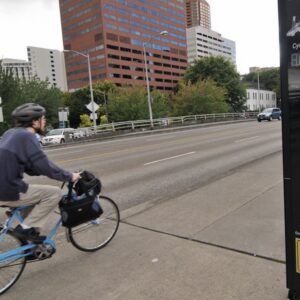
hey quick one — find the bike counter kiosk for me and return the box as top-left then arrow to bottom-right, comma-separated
279,0 -> 300,298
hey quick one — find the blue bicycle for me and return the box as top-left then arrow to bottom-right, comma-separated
0,183 -> 120,295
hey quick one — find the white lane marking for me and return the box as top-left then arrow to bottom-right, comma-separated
234,136 -> 259,143
144,152 -> 196,166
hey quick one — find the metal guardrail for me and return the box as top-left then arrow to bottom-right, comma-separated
43,112 -> 257,147
85,112 -> 258,135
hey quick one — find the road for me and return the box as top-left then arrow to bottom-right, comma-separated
29,120 -> 282,211
3,120 -> 286,299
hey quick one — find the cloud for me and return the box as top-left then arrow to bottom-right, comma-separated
2,0 -> 57,12
1,0 -> 62,60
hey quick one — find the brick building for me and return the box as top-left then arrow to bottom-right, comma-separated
59,0 -> 188,92
185,0 -> 211,29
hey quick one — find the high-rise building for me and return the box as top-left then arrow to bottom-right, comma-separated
186,26 -> 236,65
27,46 -> 68,91
185,0 -> 211,29
59,0 -> 188,92
0,59 -> 31,81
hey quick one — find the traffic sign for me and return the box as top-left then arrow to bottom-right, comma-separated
86,101 -> 99,112
90,113 -> 98,120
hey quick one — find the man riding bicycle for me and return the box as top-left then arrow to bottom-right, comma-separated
0,103 -> 81,243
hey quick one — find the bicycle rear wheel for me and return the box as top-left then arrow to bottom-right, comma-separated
0,231 -> 26,295
68,196 -> 120,252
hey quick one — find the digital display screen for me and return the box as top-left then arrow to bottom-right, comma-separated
291,53 -> 300,67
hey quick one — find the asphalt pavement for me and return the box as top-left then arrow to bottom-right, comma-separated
2,150 -> 289,300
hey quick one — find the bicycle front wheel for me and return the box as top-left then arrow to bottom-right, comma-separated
0,231 -> 27,295
68,196 -> 120,252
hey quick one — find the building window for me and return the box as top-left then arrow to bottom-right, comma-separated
107,44 -> 119,50
121,56 -> 131,61
106,33 -> 118,41
108,54 -> 120,60
120,47 -> 131,52
119,36 -> 130,44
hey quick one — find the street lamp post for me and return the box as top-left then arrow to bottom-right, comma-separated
63,50 -> 97,132
143,30 -> 168,129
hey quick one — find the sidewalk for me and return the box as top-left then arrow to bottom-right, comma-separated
2,151 -> 288,300
121,151 -> 287,299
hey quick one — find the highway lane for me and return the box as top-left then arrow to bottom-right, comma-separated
27,121 -> 282,211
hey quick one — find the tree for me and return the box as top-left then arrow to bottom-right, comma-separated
150,89 -> 169,118
62,81 -> 117,127
79,114 -> 92,127
172,79 -> 229,116
0,67 -> 21,130
184,56 -> 246,112
243,68 -> 280,105
93,80 -> 117,122
0,68 -> 64,131
107,86 -> 169,122
107,86 -> 148,122
18,76 -> 64,127
93,80 -> 117,103
63,88 -> 91,128
100,115 -> 108,124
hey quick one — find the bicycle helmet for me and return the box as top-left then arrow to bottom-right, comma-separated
74,171 -> 102,196
12,103 -> 46,123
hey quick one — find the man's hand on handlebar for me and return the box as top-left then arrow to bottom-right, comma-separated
71,172 -> 81,182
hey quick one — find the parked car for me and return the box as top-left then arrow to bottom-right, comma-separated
73,128 -> 93,139
257,108 -> 281,122
35,133 -> 43,146
42,128 -> 75,145
73,129 -> 84,139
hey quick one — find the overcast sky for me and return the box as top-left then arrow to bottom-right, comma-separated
0,0 -> 280,74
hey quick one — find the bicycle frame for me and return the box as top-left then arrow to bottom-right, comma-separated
0,205 -> 62,264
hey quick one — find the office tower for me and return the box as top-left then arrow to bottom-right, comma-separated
186,26 -> 236,65
185,0 -> 211,29
0,59 -> 31,81
59,0 -> 187,92
27,46 -> 68,91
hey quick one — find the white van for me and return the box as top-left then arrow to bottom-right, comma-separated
42,128 -> 74,145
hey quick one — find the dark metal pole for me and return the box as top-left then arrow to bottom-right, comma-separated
278,1 -> 300,298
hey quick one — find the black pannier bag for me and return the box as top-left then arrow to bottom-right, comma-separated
59,171 -> 103,228
59,195 -> 103,228
74,171 -> 102,196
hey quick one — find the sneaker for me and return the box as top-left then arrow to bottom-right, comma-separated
13,225 -> 46,244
